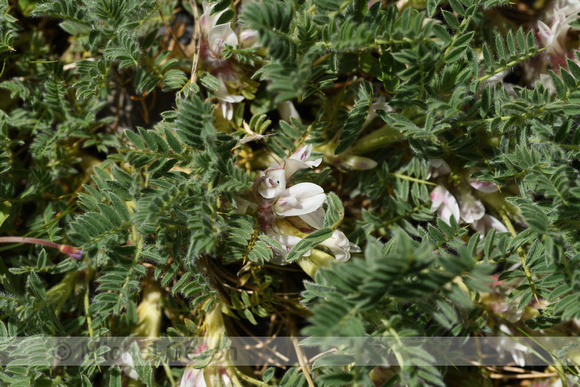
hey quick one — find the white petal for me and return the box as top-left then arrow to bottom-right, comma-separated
430,185 -> 446,211
470,179 -> 499,193
278,100 -> 300,122
266,231 -> 310,259
487,214 -> 508,233
443,189 -> 460,223
258,168 -> 286,199
319,230 -> 352,262
239,29 -> 260,48
459,192 -> 485,223
298,207 -> 325,229
283,158 -> 312,179
208,24 -> 238,54
290,144 -> 313,162
274,183 -> 326,217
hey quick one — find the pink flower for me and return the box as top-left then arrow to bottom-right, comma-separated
430,185 -> 460,225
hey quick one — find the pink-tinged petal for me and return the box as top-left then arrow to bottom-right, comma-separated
283,145 -> 322,177
208,24 -> 238,55
319,230 -> 352,262
459,192 -> 485,223
239,29 -> 259,48
274,183 -> 326,217
180,368 -> 206,387
432,187 -> 459,225
266,230 -> 310,260
258,168 -> 286,199
430,185 -> 445,211
470,180 -> 499,193
340,155 -> 377,170
299,207 -> 325,229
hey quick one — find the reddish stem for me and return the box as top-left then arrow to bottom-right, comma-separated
0,237 -> 83,260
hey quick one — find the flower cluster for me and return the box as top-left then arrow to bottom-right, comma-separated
428,159 -> 507,237
257,145 -> 359,263
537,0 -> 580,58
527,0 -> 580,90
200,2 -> 258,119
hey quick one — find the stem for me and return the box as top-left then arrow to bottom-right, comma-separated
0,237 -> 82,260
498,209 -> 539,304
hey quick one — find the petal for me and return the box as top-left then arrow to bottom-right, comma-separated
298,207 -> 325,229
341,155 -> 376,170
290,144 -> 313,162
283,158 -> 311,179
435,188 -> 459,225
258,168 -> 286,199
274,183 -> 326,217
430,185 -> 445,211
319,230 -> 352,262
459,193 -> 485,223
208,24 -> 238,54
470,180 -> 499,193
487,214 -> 508,233
266,231 -> 310,260
278,100 -> 301,122
239,29 -> 259,48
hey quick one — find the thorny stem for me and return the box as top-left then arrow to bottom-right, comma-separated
0,236 -> 83,260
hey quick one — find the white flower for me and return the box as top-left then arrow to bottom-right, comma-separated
214,74 -> 244,120
239,29 -> 260,48
363,96 -> 390,128
319,230 -> 360,262
471,214 -> 508,238
207,23 -> 238,58
283,144 -> 322,179
258,166 -> 286,199
298,206 -> 325,229
274,183 -> 326,217
119,352 -> 138,380
180,367 -> 207,387
537,20 -> 566,56
266,228 -> 311,261
459,192 -> 485,223
426,158 -> 450,179
430,185 -> 460,225
278,100 -> 301,123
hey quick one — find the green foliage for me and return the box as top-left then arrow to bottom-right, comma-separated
3,0 -> 580,385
